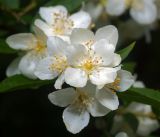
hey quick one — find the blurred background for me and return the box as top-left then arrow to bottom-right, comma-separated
0,0 -> 160,137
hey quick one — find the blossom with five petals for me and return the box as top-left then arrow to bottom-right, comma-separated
35,5 -> 91,42
64,25 -> 121,88
6,27 -> 47,79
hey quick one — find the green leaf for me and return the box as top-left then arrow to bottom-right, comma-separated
0,39 -> 16,54
117,42 -> 136,60
0,75 -> 53,93
122,62 -> 136,73
0,0 -> 20,9
45,0 -> 87,12
118,87 -> 160,108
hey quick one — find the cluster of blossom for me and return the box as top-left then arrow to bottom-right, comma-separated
111,81 -> 159,137
6,5 -> 135,134
86,0 -> 159,25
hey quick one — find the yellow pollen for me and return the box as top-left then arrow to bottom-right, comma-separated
83,40 -> 94,48
52,13 -> 74,35
106,77 -> 121,91
83,60 -> 94,71
125,0 -> 133,7
49,56 -> 67,73
34,43 -> 45,53
73,89 -> 94,112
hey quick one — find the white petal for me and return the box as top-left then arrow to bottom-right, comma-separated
63,105 -> 90,134
69,10 -> 91,28
67,44 -> 88,66
96,88 -> 119,110
35,57 -> 59,80
34,19 -> 54,36
39,6 -> 68,24
106,0 -> 126,16
79,82 -> 96,97
70,28 -> 94,45
95,25 -> 118,46
133,81 -> 145,88
109,53 -> 121,67
115,132 -> 128,137
137,117 -> 159,136
88,100 -> 111,117
32,25 -> 47,45
6,33 -> 37,50
48,88 -> 76,107
6,57 -> 21,77
130,0 -> 157,24
54,73 -> 65,89
65,67 -> 88,87
118,70 -> 134,92
90,67 -> 118,86
19,53 -> 40,79
92,39 -> 115,66
47,36 -> 69,56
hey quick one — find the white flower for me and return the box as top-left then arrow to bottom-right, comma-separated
35,5 -> 91,41
115,132 -> 128,137
6,56 -> 21,77
100,69 -> 134,91
34,36 -> 72,89
84,2 -> 103,21
64,25 -> 121,88
48,82 -> 120,134
6,26 -> 47,79
106,0 -> 157,24
127,102 -> 159,136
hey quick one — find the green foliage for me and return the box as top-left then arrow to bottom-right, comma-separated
0,0 -> 20,9
118,87 -> 160,108
117,42 -> 135,61
0,75 -> 53,93
0,39 -> 16,54
122,62 -> 136,73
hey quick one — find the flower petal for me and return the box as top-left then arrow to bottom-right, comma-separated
66,44 -> 88,66
88,100 -> 111,117
105,0 -> 126,16
118,70 -> 134,92
39,6 -> 68,24
54,73 -> 65,89
19,52 -> 40,79
95,25 -> 118,46
130,0 -> 157,24
96,88 -> 119,110
69,10 -> 91,29
34,57 -> 59,80
109,53 -> 121,67
90,67 -> 118,86
6,57 -> 21,77
6,33 -> 37,50
47,36 -> 69,56
34,19 -> 54,36
63,105 -> 90,134
48,88 -> 76,107
65,67 -> 88,87
70,28 -> 94,45
115,132 -> 128,137
92,39 -> 115,66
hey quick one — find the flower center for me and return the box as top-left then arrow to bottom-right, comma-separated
73,89 -> 94,112
81,55 -> 103,73
52,13 -> 74,35
34,42 -> 46,53
49,55 -> 68,73
106,77 -> 121,92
